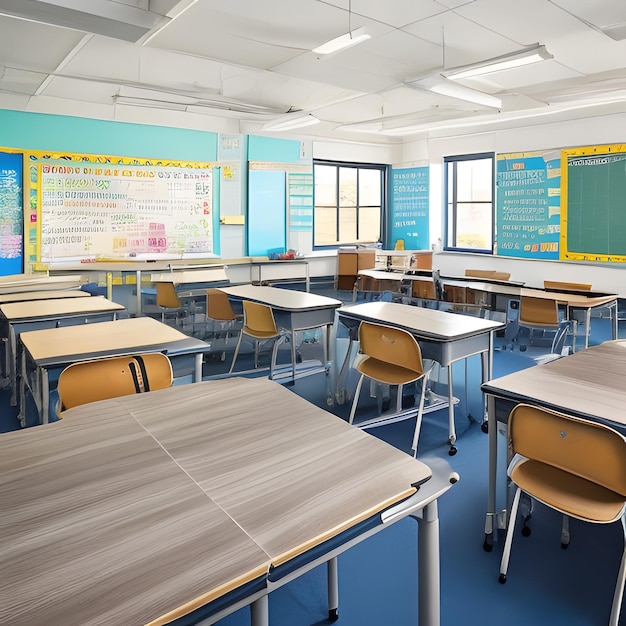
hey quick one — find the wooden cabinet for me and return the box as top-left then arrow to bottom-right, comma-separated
336,249 -> 376,290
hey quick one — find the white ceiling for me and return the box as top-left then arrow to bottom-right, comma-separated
1,0 -> 626,144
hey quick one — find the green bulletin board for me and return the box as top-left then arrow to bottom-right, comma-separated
561,144 -> 626,262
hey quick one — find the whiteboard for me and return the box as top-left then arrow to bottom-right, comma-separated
39,163 -> 213,262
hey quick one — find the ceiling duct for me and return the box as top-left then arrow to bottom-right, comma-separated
0,0 -> 175,43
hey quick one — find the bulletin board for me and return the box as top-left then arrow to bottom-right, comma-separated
495,151 -> 561,259
560,144 -> 626,263
389,166 -> 430,249
0,150 -> 23,275
30,151 -> 216,264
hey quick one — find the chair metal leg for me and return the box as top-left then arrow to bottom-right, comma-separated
411,371 -> 432,457
609,515 -> 626,626
499,486 -> 522,583
228,332 -> 245,374
348,374 -> 365,425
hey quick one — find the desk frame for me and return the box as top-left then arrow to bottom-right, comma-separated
18,317 -> 208,425
481,340 -> 626,551
336,302 -> 504,453
220,285 -> 341,383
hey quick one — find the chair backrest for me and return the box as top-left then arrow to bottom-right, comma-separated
57,353 -> 173,415
358,321 -> 424,376
156,282 -> 180,308
544,280 -> 592,292
519,295 -> 559,326
207,288 -> 237,321
465,269 -> 511,281
509,404 -> 626,498
243,300 -> 278,334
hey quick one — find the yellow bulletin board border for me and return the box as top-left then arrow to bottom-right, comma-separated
26,149 -> 215,269
560,143 -> 626,263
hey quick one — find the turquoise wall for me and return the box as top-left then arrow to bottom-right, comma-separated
0,109 -> 218,161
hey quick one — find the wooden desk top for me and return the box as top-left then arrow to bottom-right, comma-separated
338,301 -> 503,341
0,377 -> 432,626
220,284 -> 342,311
150,267 -> 229,284
0,297 -> 125,322
0,275 -> 88,294
19,316 -> 207,363
482,339 -> 626,429
0,290 -> 90,304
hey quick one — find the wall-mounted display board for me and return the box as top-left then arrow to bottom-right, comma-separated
29,151 -> 215,264
389,166 -> 429,249
561,144 -> 626,263
0,151 -> 23,275
496,151 -> 561,259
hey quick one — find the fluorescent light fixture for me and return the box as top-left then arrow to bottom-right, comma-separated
381,95 -> 626,136
262,114 -> 320,132
430,81 -> 501,108
313,27 -> 370,55
408,75 -> 501,109
446,44 -> 553,81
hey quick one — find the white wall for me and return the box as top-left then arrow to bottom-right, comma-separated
398,109 -> 626,294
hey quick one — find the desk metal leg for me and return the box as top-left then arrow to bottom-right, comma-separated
327,557 -> 339,621
417,499 -> 441,626
194,353 -> 203,382
484,394 -> 498,551
446,364 -> 456,453
9,328 -> 17,406
250,594 -> 269,626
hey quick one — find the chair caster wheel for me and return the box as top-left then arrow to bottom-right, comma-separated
521,526 -> 531,537
520,346 -> 527,352
448,445 -> 457,456
499,574 -> 507,584
481,421 -> 488,433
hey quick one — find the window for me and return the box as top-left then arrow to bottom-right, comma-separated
313,161 -> 385,247
444,153 -> 494,253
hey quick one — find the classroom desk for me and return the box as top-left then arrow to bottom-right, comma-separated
380,272 -> 618,351
150,265 -> 230,296
0,376 -> 457,626
336,301 -> 504,453
220,284 -> 342,382
18,316 -> 210,426
0,297 -> 126,407
0,289 -> 90,304
480,339 -> 626,551
0,273 -> 88,294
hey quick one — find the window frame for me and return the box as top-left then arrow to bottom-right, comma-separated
312,159 -> 387,249
443,152 -> 495,254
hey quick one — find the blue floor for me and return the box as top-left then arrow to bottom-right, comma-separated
1,297 -> 624,626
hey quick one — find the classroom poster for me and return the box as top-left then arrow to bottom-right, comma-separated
389,166 -> 429,249
496,152 -> 560,259
0,151 -> 23,275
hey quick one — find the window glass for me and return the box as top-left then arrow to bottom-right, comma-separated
444,154 -> 494,253
313,161 -> 385,247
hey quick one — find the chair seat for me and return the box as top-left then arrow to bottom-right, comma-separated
512,459 -> 626,522
357,358 -> 422,386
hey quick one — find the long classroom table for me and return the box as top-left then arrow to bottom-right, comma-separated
480,339 -> 626,551
0,376 -> 457,626
18,316 -> 210,425
355,270 -> 618,351
220,284 -> 342,382
336,301 -> 504,454
0,273 -> 88,294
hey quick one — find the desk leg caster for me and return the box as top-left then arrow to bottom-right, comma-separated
481,420 -> 488,433
328,608 -> 339,622
448,445 -> 457,456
